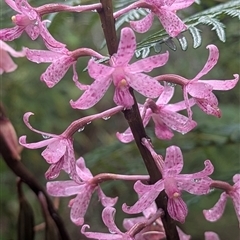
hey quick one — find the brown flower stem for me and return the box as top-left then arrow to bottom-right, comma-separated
0,104 -> 71,240
97,0 -> 118,55
97,2 -> 179,239
211,180 -> 234,193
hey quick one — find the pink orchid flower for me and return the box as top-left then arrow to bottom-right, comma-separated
0,40 -> 25,74
203,174 -> 240,226
117,85 -> 197,142
26,47 -> 105,88
183,44 -> 239,119
130,0 -> 195,37
26,47 -> 76,88
47,159 -> 118,226
70,27 -> 169,109
19,112 -> 76,180
81,207 -> 133,239
0,0 -> 65,50
122,145 -> 214,223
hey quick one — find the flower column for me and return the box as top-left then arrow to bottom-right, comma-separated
97,0 -> 179,239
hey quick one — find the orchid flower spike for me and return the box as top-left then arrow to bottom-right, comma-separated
130,0 -> 195,37
70,27 -> 169,109
47,158 -> 118,226
19,112 -> 77,180
0,40 -> 26,74
0,0 -> 65,50
123,145 -> 214,223
183,44 -> 239,119
203,174 -> 240,226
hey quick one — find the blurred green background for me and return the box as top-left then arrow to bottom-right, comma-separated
1,0 -> 239,239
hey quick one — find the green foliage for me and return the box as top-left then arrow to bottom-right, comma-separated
134,0 -> 240,57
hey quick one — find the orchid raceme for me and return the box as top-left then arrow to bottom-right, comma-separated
129,0 -> 195,37
0,0 -> 65,50
117,85 -> 197,142
19,112 -> 77,180
182,44 -> 239,119
47,158 -> 118,226
0,40 -> 26,74
70,27 -> 169,109
122,144 -> 214,223
203,174 -> 240,226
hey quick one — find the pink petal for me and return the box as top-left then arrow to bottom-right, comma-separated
130,13 -> 154,33
102,207 -> 122,234
230,189 -> 240,225
81,225 -> 123,239
70,76 -> 112,109
5,0 -> 20,12
177,227 -> 191,240
203,192 -> 227,222
163,146 -> 183,177
19,135 -> 56,149
193,45 -> 219,80
122,181 -> 163,214
204,231 -> 220,240
46,181 -> 82,196
195,93 -> 221,117
156,85 -> 175,105
22,112 -> 58,138
70,185 -> 96,225
177,176 -> 212,195
200,74 -> 239,90
113,27 -> 136,66
134,180 -> 156,195
98,188 -> 118,207
76,157 -> 93,181
153,118 -> 174,140
165,98 -> 196,112
0,47 -> 18,73
116,127 -> 134,143
156,9 -> 187,37
45,161 -> 64,180
42,139 -> 67,164
40,22 -> 66,51
113,84 -> 134,108
128,51 -> 169,73
187,82 -> 213,99
40,56 -> 75,88
15,0 -> 37,20
0,40 -> 26,57
25,24 -> 40,40
88,58 -> 114,79
168,0 -> 195,11
167,197 -> 188,223
26,49 -> 64,63
0,26 -> 24,41
127,72 -> 164,98
233,174 -> 240,184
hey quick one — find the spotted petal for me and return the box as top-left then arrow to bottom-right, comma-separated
130,13 -> 154,33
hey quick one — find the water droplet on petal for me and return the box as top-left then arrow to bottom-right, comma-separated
78,126 -> 85,132
91,9 -> 97,12
87,121 -> 91,125
42,134 -> 50,139
193,178 -> 201,183
102,116 -> 111,120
